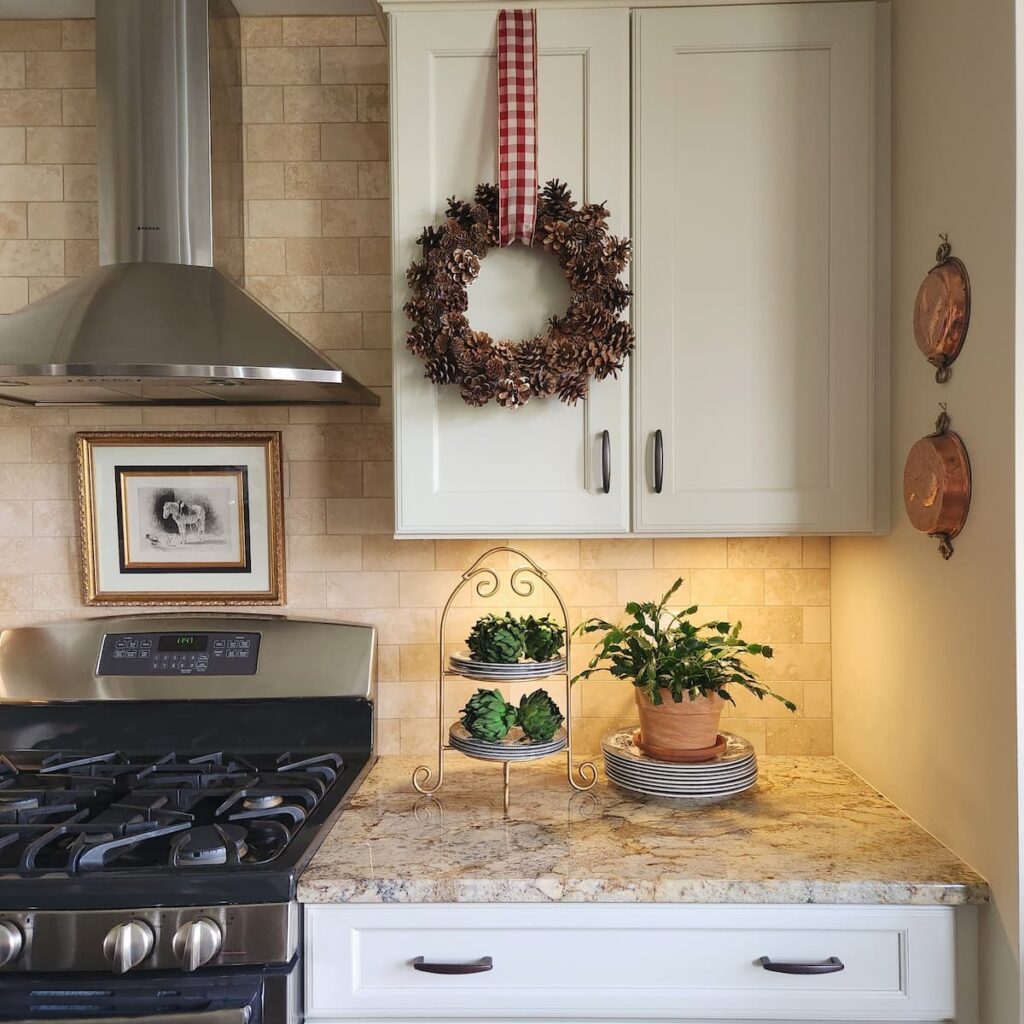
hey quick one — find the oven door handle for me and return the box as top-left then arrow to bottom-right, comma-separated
6,1011 -> 251,1024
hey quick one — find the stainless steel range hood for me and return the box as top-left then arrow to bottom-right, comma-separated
0,0 -> 379,407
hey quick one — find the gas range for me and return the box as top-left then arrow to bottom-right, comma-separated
0,613 -> 375,1022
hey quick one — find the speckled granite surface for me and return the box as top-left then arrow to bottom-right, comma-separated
298,756 -> 989,906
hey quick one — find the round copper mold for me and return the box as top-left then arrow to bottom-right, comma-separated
913,237 -> 971,383
903,411 -> 971,559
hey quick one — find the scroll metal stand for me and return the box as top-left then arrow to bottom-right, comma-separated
411,545 -> 598,813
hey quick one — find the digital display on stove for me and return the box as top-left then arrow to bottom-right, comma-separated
158,634 -> 208,652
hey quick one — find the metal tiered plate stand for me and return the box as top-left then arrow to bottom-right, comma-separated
412,546 -> 597,813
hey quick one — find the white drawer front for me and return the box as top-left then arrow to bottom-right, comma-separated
304,905 -> 958,1021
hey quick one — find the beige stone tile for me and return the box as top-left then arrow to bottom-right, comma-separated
803,536 -> 831,568
244,237 -> 286,275
0,464 -> 69,499
247,198 -> 321,237
322,198 -> 389,237
241,17 -> 282,47
580,538 -> 651,569
724,605 -> 803,643
284,160 -> 358,199
245,47 -> 319,86
325,497 -> 394,534
690,568 -> 763,606
323,423 -> 392,461
285,236 -> 358,275
0,20 -> 62,51
434,540 -> 508,571
62,164 -> 96,202
28,277 -> 67,302
0,500 -> 32,536
0,53 -> 24,90
64,238 -> 97,277
321,46 -> 388,85
356,160 -> 389,200
652,538 -> 728,569
728,681 -> 802,719
0,201 -> 25,238
61,88 -> 95,126
399,718 -> 436,755
399,570 -> 464,608
0,239 -> 63,276
286,571 -> 325,608
718,718 -> 766,754
321,122 -> 387,161
27,201 -> 96,239
357,83 -> 387,122
67,406 -> 142,425
0,425 -> 31,461
376,644 -> 399,682
61,19 -> 95,50
242,85 -> 283,123
545,569 -> 616,606
379,679 -> 437,720
30,425 -> 73,462
0,89 -> 60,127
614,569 -> 689,607
376,718 -> 400,755
801,680 -> 832,719
288,533 -> 361,571
0,537 -> 73,574
326,569 -> 398,607
246,274 -> 322,313
284,497 -> 326,535
356,16 -> 385,45
323,274 -> 388,312
360,607 -> 435,645
752,643 -> 830,683
142,407 -> 216,426
727,537 -> 802,568
329,349 -> 391,388
283,84 -> 357,123
288,460 -> 362,498
0,574 -> 35,610
281,423 -> 326,461
802,606 -> 831,644
362,311 -> 391,349
362,460 -> 393,498
0,126 -> 24,162
0,277 -> 27,312
26,125 -> 95,163
579,679 -> 634,719
26,52 -> 94,89
243,161 -> 284,200
0,165 -> 62,201
357,236 -> 389,275
362,536 -> 434,571
282,16 -> 355,46
289,311 -> 362,349
764,568 -> 830,606
246,123 -> 319,161
766,718 -> 832,755
398,644 -> 440,682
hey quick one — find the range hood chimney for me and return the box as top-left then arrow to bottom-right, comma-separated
0,0 -> 379,407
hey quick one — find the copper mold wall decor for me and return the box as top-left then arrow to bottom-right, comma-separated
903,408 -> 972,559
914,234 -> 971,383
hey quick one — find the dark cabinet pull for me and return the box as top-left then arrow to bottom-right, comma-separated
758,956 -> 845,975
601,430 -> 611,494
653,429 -> 664,494
412,956 -> 494,975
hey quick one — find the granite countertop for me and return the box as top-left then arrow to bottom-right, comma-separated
298,755 -> 989,906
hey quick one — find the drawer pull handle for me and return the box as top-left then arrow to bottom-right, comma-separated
758,956 -> 845,975
601,430 -> 611,494
412,956 -> 494,975
653,429 -> 664,494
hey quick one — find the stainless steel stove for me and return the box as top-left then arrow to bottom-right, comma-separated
0,613 -> 376,1023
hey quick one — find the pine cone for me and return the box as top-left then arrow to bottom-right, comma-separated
548,335 -> 578,373
475,182 -> 499,215
531,367 -> 559,398
417,225 -> 443,255
556,371 -> 589,405
406,324 -> 433,357
579,202 -> 610,228
605,236 -> 632,273
471,220 -> 499,252
424,352 -> 459,385
460,372 -> 496,407
445,196 -> 475,230
406,260 -> 430,291
566,255 -> 604,290
403,296 -> 435,326
446,248 -> 480,285
541,179 -> 576,221
456,331 -> 494,374
540,219 -> 573,254
496,375 -> 531,409
602,279 -> 632,313
439,218 -> 472,253
569,300 -> 612,340
605,319 -> 635,359
582,339 -> 621,381
485,353 -> 508,380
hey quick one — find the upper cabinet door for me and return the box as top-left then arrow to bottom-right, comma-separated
633,3 -> 889,535
391,9 -> 631,537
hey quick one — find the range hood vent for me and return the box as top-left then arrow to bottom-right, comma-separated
0,0 -> 379,408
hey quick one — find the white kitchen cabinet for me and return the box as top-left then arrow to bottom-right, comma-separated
389,8 -> 631,537
633,2 -> 889,535
304,903 -> 973,1022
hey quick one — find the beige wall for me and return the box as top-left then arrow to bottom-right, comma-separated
832,0 -> 1019,1020
0,15 -> 831,757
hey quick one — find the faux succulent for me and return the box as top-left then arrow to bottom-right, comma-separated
460,688 -> 519,742
572,578 -> 797,712
517,688 -> 565,742
466,612 -> 565,664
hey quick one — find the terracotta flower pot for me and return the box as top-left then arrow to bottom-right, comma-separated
635,688 -> 725,753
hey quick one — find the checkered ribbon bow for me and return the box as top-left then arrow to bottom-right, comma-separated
497,9 -> 538,247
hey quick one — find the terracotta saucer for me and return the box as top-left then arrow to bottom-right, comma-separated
632,730 -> 728,764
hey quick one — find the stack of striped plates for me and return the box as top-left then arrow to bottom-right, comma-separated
601,728 -> 757,800
448,651 -> 566,682
449,722 -> 567,761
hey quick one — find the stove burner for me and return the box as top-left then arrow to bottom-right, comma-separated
171,823 -> 248,866
243,793 -> 284,810
0,794 -> 39,810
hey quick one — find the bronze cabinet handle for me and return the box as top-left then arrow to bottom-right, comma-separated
601,430 -> 611,494
653,429 -> 664,494
758,956 -> 845,975
412,956 -> 494,975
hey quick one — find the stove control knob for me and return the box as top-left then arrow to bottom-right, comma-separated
103,920 -> 154,974
172,917 -> 222,972
0,920 -> 23,967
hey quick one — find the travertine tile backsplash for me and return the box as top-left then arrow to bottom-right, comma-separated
0,16 -> 832,755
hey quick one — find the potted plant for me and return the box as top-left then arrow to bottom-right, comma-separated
572,579 -> 796,755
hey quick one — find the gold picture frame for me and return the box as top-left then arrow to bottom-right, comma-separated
77,431 -> 286,606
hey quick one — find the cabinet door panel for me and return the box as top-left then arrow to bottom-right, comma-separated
392,10 -> 630,536
634,3 -> 886,535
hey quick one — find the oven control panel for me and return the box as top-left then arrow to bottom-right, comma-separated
97,631 -> 262,676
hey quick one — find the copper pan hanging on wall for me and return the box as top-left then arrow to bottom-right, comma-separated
913,235 -> 971,383
903,408 -> 971,559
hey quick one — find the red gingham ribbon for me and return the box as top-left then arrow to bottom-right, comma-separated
497,9 -> 538,247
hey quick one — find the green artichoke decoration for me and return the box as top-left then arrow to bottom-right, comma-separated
522,615 -> 565,662
466,613 -> 526,663
460,688 -> 519,742
517,688 -> 565,742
